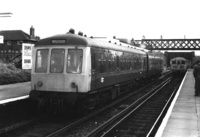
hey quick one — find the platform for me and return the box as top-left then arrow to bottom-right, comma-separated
0,82 -> 30,104
156,69 -> 200,137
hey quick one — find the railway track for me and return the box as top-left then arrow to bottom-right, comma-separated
54,76 -> 176,137
0,71 -> 175,137
86,75 -> 184,137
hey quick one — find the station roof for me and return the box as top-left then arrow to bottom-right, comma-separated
0,30 -> 32,41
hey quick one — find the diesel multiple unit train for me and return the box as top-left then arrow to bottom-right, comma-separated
170,57 -> 189,73
30,30 -> 165,110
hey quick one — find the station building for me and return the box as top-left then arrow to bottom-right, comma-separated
0,26 -> 39,62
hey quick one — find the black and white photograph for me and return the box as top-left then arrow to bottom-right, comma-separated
0,0 -> 200,136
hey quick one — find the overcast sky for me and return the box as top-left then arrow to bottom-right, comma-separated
1,0 -> 200,40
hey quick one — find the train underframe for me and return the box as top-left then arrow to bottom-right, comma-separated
29,75 -> 159,114
30,82 -> 137,113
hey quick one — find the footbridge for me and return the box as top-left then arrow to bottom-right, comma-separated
134,39 -> 200,50
134,38 -> 200,66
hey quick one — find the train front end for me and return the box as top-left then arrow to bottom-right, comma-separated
170,57 -> 188,74
30,34 -> 91,106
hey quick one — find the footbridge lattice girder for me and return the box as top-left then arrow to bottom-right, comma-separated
135,39 -> 200,50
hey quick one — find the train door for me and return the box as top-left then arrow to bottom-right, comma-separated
171,60 -> 176,70
146,53 -> 150,77
91,50 -> 97,90
143,55 -> 148,76
116,53 -> 120,82
177,60 -> 179,70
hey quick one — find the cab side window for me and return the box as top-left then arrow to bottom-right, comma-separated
67,49 -> 83,74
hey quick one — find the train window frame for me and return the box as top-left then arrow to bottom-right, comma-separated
143,56 -> 147,70
116,55 -> 120,68
172,60 -> 176,64
128,55 -> 132,70
91,53 -> 96,70
120,54 -> 125,71
108,54 -> 115,72
50,49 -> 65,73
136,56 -> 139,70
124,55 -> 128,70
66,49 -> 83,74
98,53 -> 106,73
181,60 -> 185,64
131,55 -> 134,70
35,49 -> 49,73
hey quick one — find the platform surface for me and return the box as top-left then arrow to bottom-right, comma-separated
156,69 -> 200,137
0,82 -> 30,104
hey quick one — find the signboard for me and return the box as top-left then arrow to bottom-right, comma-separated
0,35 -> 3,44
22,43 -> 34,69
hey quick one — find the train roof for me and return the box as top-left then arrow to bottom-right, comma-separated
170,57 -> 188,61
35,33 -> 146,55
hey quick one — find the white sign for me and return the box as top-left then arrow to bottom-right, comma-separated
0,35 -> 4,44
22,43 -> 34,69
100,77 -> 104,83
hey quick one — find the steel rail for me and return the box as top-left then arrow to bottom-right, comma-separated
45,75 -> 172,137
146,82 -> 180,137
45,80 -> 156,137
85,77 -> 172,137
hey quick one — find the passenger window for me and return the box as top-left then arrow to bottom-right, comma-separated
125,56 -> 128,70
116,56 -> 120,68
133,56 -> 136,69
181,61 -> 185,64
108,54 -> 115,72
99,53 -> 106,73
172,61 -> 176,64
50,49 -> 65,73
67,49 -> 83,73
143,57 -> 146,69
136,57 -> 139,69
91,53 -> 96,70
131,56 -> 134,69
35,49 -> 49,73
120,55 -> 125,71
128,56 -> 132,70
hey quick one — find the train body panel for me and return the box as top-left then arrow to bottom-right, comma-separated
90,46 -> 148,91
31,33 -> 148,93
31,46 -> 91,93
32,73 -> 91,92
146,51 -> 164,78
30,32 -> 165,109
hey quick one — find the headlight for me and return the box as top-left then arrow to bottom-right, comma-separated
37,81 -> 43,87
71,82 -> 77,88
